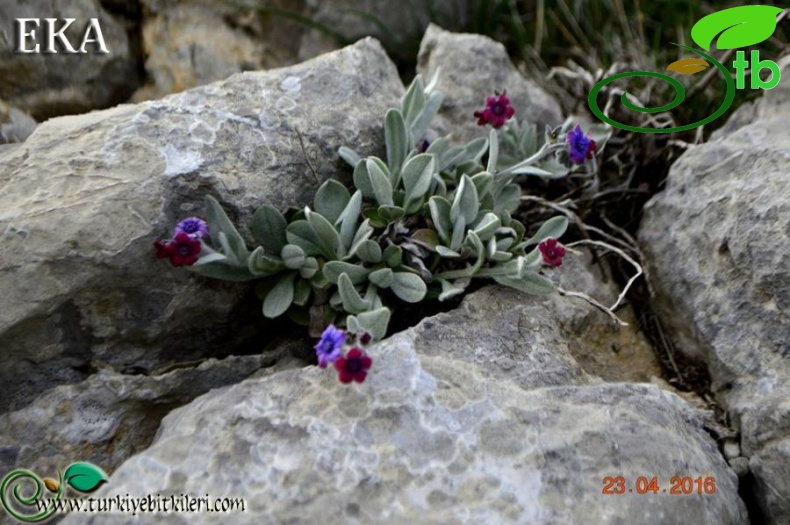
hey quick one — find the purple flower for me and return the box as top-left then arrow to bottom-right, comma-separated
315,325 -> 346,368
473,93 -> 515,129
154,232 -> 202,267
334,347 -> 372,384
174,217 -> 209,240
539,238 -> 566,267
565,124 -> 597,164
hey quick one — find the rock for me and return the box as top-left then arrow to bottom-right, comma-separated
639,55 -> 790,524
132,0 -> 325,102
0,0 -> 139,120
297,1 -> 474,64
61,288 -> 747,524
0,100 -> 37,144
0,347 -> 307,492
0,38 -> 403,413
416,24 -> 562,144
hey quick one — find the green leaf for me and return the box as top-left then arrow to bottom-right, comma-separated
522,216 -> 568,248
472,212 -> 501,241
349,220 -> 374,257
411,228 -> 440,251
410,91 -> 444,142
64,462 -> 108,493
471,172 -> 494,200
368,268 -> 394,288
349,307 -> 391,341
390,272 -> 427,303
367,159 -> 393,206
691,5 -> 783,51
339,146 -> 362,167
494,183 -> 522,217
383,245 -> 402,268
293,278 -> 312,306
280,244 -> 306,270
193,252 -> 228,266
378,205 -> 405,223
487,129 -> 499,173
451,175 -> 479,225
300,257 -> 319,279
190,261 -> 256,281
463,137 -> 489,164
338,273 -> 371,314
251,204 -> 288,253
428,196 -> 452,244
353,160 -> 375,200
263,273 -> 295,318
323,261 -> 371,284
248,246 -> 284,276
493,272 -> 556,295
337,190 -> 362,250
450,214 -> 466,252
205,195 -> 248,263
401,74 -> 426,125
314,179 -> 350,225
306,208 -> 342,259
286,220 -> 323,256
385,109 -> 409,179
355,240 -> 382,263
402,153 -> 435,207
436,245 -> 461,258
438,279 -> 465,301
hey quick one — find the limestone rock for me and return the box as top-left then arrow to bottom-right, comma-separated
0,100 -> 37,144
0,0 -> 139,120
639,55 -> 790,524
61,306 -> 746,524
0,349 -> 307,491
0,38 -> 403,413
416,24 -> 562,144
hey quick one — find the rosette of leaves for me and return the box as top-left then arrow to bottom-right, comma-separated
185,73 -> 569,340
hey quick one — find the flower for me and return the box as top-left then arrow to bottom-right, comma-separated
565,124 -> 597,164
315,325 -> 346,368
357,332 -> 372,345
539,238 -> 566,267
174,217 -> 209,240
153,232 -> 202,266
473,93 -> 515,128
334,347 -> 373,384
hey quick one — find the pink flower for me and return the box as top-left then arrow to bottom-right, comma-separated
473,93 -> 515,128
334,347 -> 372,384
538,238 -> 566,267
154,232 -> 202,267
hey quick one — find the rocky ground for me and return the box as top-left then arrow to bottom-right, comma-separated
1,2 -> 789,524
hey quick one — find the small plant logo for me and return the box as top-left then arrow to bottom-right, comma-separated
589,5 -> 784,133
1,462 -> 108,522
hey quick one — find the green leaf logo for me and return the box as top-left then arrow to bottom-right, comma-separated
63,462 -> 108,493
691,5 -> 783,51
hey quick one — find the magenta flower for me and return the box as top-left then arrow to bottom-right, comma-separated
539,238 -> 566,267
315,325 -> 346,368
334,347 -> 372,384
566,124 -> 597,164
154,232 -> 202,267
473,93 -> 515,129
174,217 -> 209,240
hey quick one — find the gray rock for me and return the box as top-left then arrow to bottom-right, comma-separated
639,54 -> 790,524
416,24 -> 562,144
61,316 -> 746,524
298,1 -> 474,64
0,38 -> 403,413
0,0 -> 139,120
0,99 -> 37,144
0,348 -> 307,492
